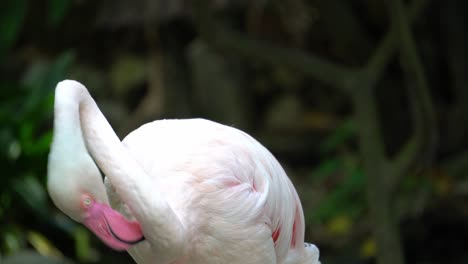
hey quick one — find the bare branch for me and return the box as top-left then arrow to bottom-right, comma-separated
350,1 -> 431,264
388,0 -> 436,186
365,0 -> 430,87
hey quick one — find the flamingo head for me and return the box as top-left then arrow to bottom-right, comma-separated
47,86 -> 144,250
47,153 -> 144,251
80,193 -> 145,251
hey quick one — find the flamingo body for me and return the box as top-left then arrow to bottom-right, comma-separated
47,80 -> 320,264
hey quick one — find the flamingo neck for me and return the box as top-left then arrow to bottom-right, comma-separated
56,80 -> 187,260
48,81 -> 110,221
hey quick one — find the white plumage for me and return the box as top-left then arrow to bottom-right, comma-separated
47,80 -> 320,264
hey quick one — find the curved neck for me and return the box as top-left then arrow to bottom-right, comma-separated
48,82 -> 110,219
54,80 -> 186,258
52,86 -> 89,162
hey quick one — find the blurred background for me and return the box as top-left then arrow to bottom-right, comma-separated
1,0 -> 468,263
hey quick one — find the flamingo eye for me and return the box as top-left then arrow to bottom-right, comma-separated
82,196 -> 92,208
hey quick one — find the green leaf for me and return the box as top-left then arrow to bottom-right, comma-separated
48,0 -> 71,27
31,131 -> 53,155
12,174 -> 47,215
74,226 -> 97,262
313,167 -> 366,223
0,128 -> 15,157
27,231 -> 64,258
22,51 -> 75,92
0,0 -> 28,59
22,60 -> 50,89
3,229 -> 24,255
18,119 -> 53,156
319,118 -> 355,154
311,158 -> 340,182
20,52 -> 74,122
0,192 -> 13,219
44,51 -> 75,89
19,122 -> 34,145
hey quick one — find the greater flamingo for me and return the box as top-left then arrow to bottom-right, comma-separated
47,80 -> 321,264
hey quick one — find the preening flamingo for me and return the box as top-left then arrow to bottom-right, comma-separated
47,80 -> 321,264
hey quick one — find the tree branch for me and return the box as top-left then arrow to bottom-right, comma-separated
388,0 -> 436,187
353,1 -> 432,263
365,0 -> 429,87
353,87 -> 405,264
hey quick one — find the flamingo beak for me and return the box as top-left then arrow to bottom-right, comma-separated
83,202 -> 144,251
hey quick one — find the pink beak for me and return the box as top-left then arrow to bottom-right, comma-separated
83,202 -> 144,251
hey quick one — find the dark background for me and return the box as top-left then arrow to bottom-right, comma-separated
1,0 -> 468,263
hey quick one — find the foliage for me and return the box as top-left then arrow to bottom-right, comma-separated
0,0 -> 81,261
0,51 -> 77,255
0,0 -> 28,59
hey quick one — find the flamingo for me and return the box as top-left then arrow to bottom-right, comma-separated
47,80 -> 321,264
